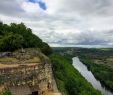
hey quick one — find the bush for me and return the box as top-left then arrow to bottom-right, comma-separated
0,22 -> 52,55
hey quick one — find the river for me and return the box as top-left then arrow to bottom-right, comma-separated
72,57 -> 113,95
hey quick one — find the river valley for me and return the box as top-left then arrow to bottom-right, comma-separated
72,57 -> 113,95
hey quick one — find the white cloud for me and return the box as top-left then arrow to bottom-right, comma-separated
45,0 -> 63,15
21,2 -> 40,13
0,0 -> 113,47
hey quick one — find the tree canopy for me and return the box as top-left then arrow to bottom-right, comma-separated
0,22 -> 52,55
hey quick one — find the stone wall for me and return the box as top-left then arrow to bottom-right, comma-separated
0,63 -> 53,95
0,48 -> 56,95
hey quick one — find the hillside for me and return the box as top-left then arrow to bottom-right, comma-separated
49,54 -> 101,95
0,22 -> 62,95
0,22 -> 103,95
0,22 -> 52,55
52,47 -> 113,93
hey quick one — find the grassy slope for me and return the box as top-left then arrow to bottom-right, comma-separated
49,54 -> 101,95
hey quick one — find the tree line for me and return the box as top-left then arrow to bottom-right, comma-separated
0,22 -> 52,55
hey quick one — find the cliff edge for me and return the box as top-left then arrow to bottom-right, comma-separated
0,48 -> 61,95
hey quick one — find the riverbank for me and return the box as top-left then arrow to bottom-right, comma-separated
49,54 -> 101,95
79,56 -> 113,92
73,57 -> 113,95
52,47 -> 113,95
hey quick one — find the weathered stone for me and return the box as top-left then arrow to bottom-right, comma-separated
0,49 -> 62,95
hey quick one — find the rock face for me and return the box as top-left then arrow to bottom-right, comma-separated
0,49 -> 60,95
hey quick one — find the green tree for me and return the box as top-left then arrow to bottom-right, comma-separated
0,33 -> 23,51
0,22 -> 52,55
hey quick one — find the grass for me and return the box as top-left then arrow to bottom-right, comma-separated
0,58 -> 18,62
24,57 -> 41,63
0,90 -> 12,95
49,54 -> 101,95
106,57 -> 113,62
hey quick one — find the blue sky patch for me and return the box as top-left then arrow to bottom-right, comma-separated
38,1 -> 47,10
28,0 -> 36,3
28,0 -> 47,10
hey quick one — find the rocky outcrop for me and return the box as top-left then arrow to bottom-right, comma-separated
0,48 -> 61,95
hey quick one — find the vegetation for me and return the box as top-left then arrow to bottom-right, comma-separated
0,90 -> 12,95
0,58 -> 17,62
80,55 -> 113,91
0,22 -> 52,55
49,54 -> 101,95
52,47 -> 113,93
24,57 -> 41,63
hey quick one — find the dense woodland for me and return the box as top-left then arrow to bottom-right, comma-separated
0,22 -> 52,55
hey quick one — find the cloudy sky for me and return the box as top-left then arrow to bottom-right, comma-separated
1,0 -> 113,47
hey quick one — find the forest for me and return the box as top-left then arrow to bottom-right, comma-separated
0,22 -> 52,55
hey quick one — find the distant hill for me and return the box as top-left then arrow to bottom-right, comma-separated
0,22 -> 52,55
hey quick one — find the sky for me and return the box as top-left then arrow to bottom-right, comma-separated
0,0 -> 113,48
